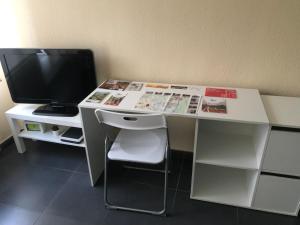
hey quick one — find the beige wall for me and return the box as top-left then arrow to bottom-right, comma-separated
0,68 -> 14,143
0,0 -> 299,150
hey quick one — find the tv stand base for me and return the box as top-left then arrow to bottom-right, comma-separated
33,104 -> 79,117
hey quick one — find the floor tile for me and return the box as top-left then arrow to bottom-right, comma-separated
170,191 -> 237,225
75,159 -> 90,174
107,180 -> 175,211
44,173 -> 107,225
104,209 -> 171,225
0,162 -> 71,212
1,141 -> 300,225
122,150 -> 183,189
104,182 -> 175,225
0,141 -> 85,172
35,213 -> 96,225
0,203 -> 40,225
238,207 -> 298,225
177,152 -> 193,192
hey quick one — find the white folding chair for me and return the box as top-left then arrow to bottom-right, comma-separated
94,109 -> 170,216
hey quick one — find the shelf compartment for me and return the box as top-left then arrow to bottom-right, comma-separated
191,164 -> 258,207
195,119 -> 269,170
18,130 -> 85,148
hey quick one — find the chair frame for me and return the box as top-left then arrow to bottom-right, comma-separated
95,109 -> 170,216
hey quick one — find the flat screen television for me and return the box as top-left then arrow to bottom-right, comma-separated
0,48 -> 97,116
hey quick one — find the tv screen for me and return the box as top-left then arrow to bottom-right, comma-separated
0,49 -> 96,105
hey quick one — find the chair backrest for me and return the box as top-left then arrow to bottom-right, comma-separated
95,109 -> 167,130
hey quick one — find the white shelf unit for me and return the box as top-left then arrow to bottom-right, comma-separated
191,164 -> 258,207
191,119 -> 269,208
195,119 -> 269,170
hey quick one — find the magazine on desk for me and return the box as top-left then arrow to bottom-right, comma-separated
126,82 -> 143,91
104,92 -> 127,106
135,91 -> 171,111
145,83 -> 169,89
86,92 -> 109,103
205,88 -> 237,99
201,97 -> 227,114
164,94 -> 201,114
99,80 -> 130,91
165,93 -> 190,114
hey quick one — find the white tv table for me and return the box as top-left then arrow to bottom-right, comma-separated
5,104 -> 85,153
78,80 -> 282,214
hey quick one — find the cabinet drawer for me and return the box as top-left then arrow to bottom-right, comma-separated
263,130 -> 300,176
253,174 -> 300,215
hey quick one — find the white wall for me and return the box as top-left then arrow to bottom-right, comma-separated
0,68 -> 14,143
0,0 -> 299,150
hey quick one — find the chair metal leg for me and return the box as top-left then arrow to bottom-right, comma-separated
104,137 -> 109,207
104,138 -> 169,216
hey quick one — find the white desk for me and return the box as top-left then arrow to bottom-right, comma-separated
79,80 -> 271,211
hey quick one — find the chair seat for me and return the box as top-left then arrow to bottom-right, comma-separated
108,128 -> 167,164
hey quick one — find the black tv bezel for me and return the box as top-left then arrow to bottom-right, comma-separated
0,48 -> 97,106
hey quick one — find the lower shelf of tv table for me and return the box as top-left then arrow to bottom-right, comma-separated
18,130 -> 86,148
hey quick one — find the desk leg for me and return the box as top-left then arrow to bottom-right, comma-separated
80,107 -> 105,187
6,116 -> 26,153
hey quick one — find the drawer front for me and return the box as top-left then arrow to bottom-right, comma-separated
263,130 -> 300,176
253,175 -> 300,215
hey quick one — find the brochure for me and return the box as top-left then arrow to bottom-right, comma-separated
86,92 -> 109,103
188,86 -> 202,92
164,93 -> 191,114
104,92 -> 127,106
201,97 -> 227,114
135,91 -> 170,111
99,80 -> 130,91
126,82 -> 143,91
187,95 -> 201,114
171,85 -> 188,90
145,83 -> 169,89
205,88 -> 237,99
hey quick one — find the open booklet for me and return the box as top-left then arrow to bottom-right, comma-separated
135,92 -> 201,114
165,94 -> 201,114
135,91 -> 171,111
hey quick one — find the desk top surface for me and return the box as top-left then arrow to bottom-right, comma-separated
79,80 -> 269,124
261,95 -> 300,128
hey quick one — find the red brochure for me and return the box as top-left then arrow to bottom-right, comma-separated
205,88 -> 237,99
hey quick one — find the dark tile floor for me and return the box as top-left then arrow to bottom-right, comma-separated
0,140 -> 299,225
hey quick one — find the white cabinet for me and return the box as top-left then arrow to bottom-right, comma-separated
256,95 -> 300,216
191,119 -> 269,208
253,174 -> 300,216
263,129 -> 300,176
